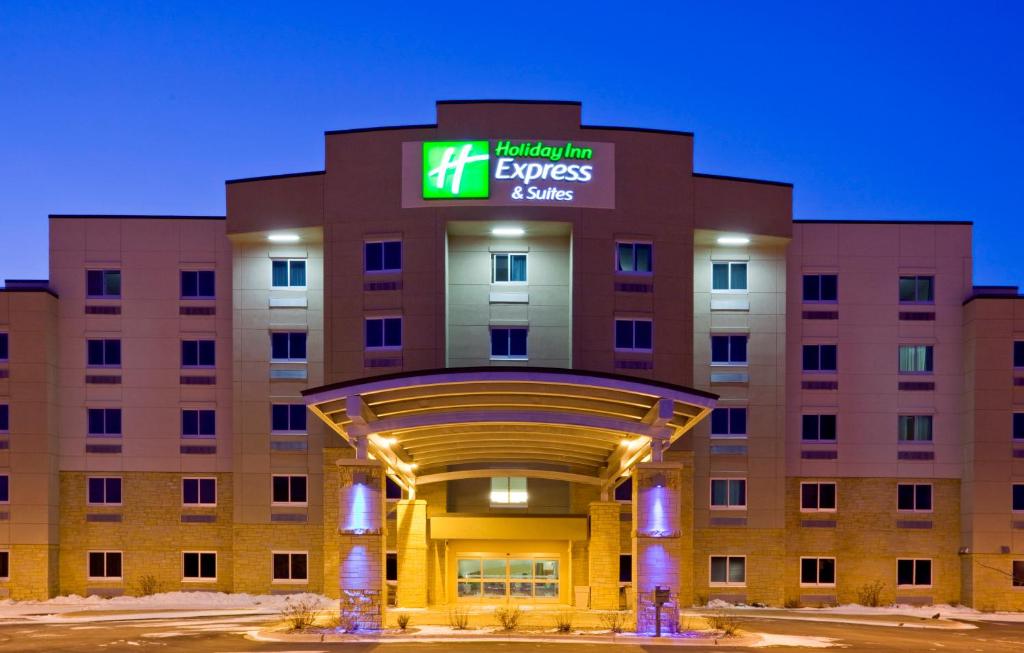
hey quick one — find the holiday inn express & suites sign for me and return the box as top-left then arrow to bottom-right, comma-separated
401,138 -> 615,208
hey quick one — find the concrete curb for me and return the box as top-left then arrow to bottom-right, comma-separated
249,628 -> 753,647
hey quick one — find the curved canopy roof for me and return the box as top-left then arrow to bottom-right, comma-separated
303,367 -> 716,496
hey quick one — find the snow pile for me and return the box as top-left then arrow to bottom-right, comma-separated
0,591 -> 335,613
753,633 -> 840,648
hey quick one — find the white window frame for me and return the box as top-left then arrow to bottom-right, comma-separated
710,334 -> 748,366
898,415 -> 934,443
364,317 -> 403,351
710,478 -> 747,510
364,240 -> 402,274
181,339 -> 216,369
896,558 -> 933,588
86,476 -> 122,506
180,269 -> 216,299
802,273 -> 838,303
489,327 -> 528,361
271,550 -> 309,584
270,331 -> 308,362
801,414 -> 837,441
613,318 -> 653,353
181,408 -> 216,439
491,252 -> 528,284
490,476 -> 528,508
86,269 -> 122,299
271,403 -> 308,435
709,407 -> 747,439
86,407 -> 122,438
182,477 -> 217,507
182,550 -> 217,582
799,557 -> 837,587
709,555 -> 746,587
897,482 -> 933,513
898,344 -> 934,374
799,481 -> 837,513
615,241 -> 653,275
898,275 -> 935,304
86,338 -> 121,368
711,261 -> 748,293
271,474 -> 309,507
87,550 -> 123,581
802,344 -> 838,373
271,259 -> 307,289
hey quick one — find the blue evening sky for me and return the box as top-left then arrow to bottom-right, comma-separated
1,1 -> 1021,284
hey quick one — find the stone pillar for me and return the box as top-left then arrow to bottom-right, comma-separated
396,499 -> 428,607
334,459 -> 385,630
632,462 -> 684,634
588,501 -> 621,610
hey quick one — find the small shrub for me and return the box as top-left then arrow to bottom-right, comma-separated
599,611 -> 627,634
134,574 -> 159,597
448,608 -> 470,630
705,610 -> 742,636
495,606 -> 522,631
396,612 -> 411,630
281,595 -> 321,631
553,611 -> 573,633
856,580 -> 885,607
783,597 -> 801,609
694,592 -> 708,607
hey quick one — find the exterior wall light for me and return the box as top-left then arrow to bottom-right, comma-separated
267,233 -> 300,242
716,236 -> 750,246
492,227 -> 525,237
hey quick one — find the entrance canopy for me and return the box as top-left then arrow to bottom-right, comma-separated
303,367 -> 716,497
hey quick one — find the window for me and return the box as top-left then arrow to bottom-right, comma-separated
711,335 -> 747,365
271,260 -> 306,288
1014,561 -> 1024,588
898,415 -> 933,442
86,270 -> 121,298
614,319 -> 652,352
800,482 -> 837,512
180,270 -> 215,298
182,551 -> 216,580
492,253 -> 527,283
710,408 -> 747,437
803,344 -> 838,372
802,414 -> 837,441
364,318 -> 401,349
1014,413 -> 1024,441
899,345 -> 934,373
1015,341 -> 1024,368
710,479 -> 746,509
617,242 -> 652,273
800,557 -> 836,586
1014,484 -> 1024,512
897,559 -> 932,587
271,475 -> 308,505
181,409 -> 215,438
0,551 -> 8,580
490,328 -> 527,359
365,241 -> 402,273
614,477 -> 632,502
0,404 -> 7,433
899,275 -> 934,303
181,340 -> 215,368
87,339 -> 121,367
87,408 -> 122,437
710,556 -> 745,586
897,483 -> 933,512
87,477 -> 121,505
271,332 -> 308,361
0,475 -> 8,503
88,551 -> 122,579
803,274 -> 838,302
385,477 -> 402,500
490,477 -> 527,507
619,554 -> 632,583
0,333 -> 6,361
272,552 -> 308,582
712,262 -> 747,291
271,404 -> 307,433
182,478 -> 216,506
386,552 -> 398,581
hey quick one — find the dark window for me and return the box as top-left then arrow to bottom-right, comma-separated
385,477 -> 403,500
87,270 -> 121,298
710,479 -> 746,508
803,274 -> 838,302
365,241 -> 402,273
1014,484 -> 1024,512
271,404 -> 307,433
272,552 -> 308,581
492,253 -> 527,282
182,478 -> 216,505
271,260 -> 306,288
1015,341 -> 1024,368
0,404 -> 7,432
0,333 -> 6,360
801,558 -> 836,585
710,408 -> 747,436
898,415 -> 933,442
899,276 -> 934,303
272,475 -> 307,504
87,477 -> 121,504
617,243 -> 653,273
88,551 -> 122,579
1015,414 -> 1024,441
87,408 -> 122,436
614,319 -> 653,351
0,475 -> 8,503
491,328 -> 528,359
800,483 -> 836,511
802,414 -> 837,441
712,262 -> 747,291
1014,561 -> 1024,588
711,335 -> 747,364
897,483 -> 933,511
386,553 -> 398,581
710,556 -> 745,585
365,318 -> 402,349
898,345 -> 934,373
87,339 -> 121,367
271,332 -> 308,360
897,559 -> 931,586
181,409 -> 216,438
619,554 -> 632,582
180,270 -> 215,298
614,477 -> 632,501
803,344 -> 838,372
181,340 -> 215,367
183,551 -> 216,579
0,551 -> 8,579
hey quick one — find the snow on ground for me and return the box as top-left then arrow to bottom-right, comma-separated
752,633 -> 841,648
703,599 -> 1024,623
0,591 -> 334,618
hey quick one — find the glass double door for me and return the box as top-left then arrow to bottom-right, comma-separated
457,557 -> 559,600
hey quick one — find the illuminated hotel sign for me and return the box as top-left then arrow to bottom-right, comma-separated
402,138 -> 614,209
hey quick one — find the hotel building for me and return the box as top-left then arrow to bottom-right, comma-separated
0,100 -> 1022,626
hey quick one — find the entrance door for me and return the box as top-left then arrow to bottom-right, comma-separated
456,557 -> 560,601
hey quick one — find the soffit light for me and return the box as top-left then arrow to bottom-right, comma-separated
717,235 -> 750,246
492,227 -> 525,237
267,233 -> 300,243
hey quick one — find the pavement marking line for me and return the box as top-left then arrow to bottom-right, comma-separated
140,631 -> 188,638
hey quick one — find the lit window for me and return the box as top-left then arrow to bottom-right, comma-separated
87,477 -> 121,505
87,408 -> 122,437
710,408 -> 746,438
802,344 -> 838,372
273,552 -> 308,582
490,328 -> 527,359
182,551 -> 216,580
181,340 -> 215,367
710,478 -> 746,509
899,345 -> 934,373
181,409 -> 216,438
87,339 -> 121,367
365,241 -> 402,273
86,270 -> 121,298
182,478 -> 216,506
711,335 -> 747,365
802,414 -> 837,441
898,415 -> 933,442
490,477 -> 527,507
712,262 -> 747,291
271,404 -> 307,433
897,483 -> 932,512
617,243 -> 652,273
710,556 -> 745,586
492,253 -> 527,283
800,482 -> 836,511
180,270 -> 215,298
365,318 -> 402,349
800,558 -> 836,586
88,551 -> 122,579
271,260 -> 306,288
803,274 -> 838,302
897,559 -> 931,587
0,404 -> 8,433
899,276 -> 934,303
272,475 -> 308,505
614,319 -> 652,352
271,332 -> 308,361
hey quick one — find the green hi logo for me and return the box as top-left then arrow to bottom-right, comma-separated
422,141 -> 490,199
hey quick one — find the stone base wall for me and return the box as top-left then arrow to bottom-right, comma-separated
962,555 -> 1024,612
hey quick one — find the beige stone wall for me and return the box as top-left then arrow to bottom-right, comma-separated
587,501 -> 619,609
231,523 -> 323,594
